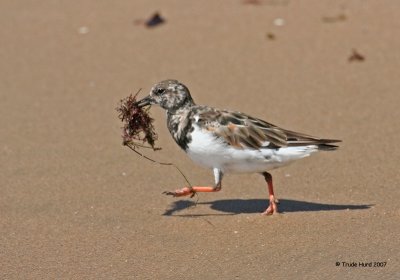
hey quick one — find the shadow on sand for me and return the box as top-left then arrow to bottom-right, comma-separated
163,199 -> 373,216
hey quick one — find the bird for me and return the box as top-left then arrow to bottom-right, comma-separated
135,79 -> 341,215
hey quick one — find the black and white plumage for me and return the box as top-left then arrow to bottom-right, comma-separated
135,79 -> 341,215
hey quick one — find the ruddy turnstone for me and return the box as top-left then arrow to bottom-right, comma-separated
136,80 -> 341,215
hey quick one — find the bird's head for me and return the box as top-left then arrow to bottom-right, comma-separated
135,80 -> 195,112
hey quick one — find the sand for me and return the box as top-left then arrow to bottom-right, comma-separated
1,1 -> 399,279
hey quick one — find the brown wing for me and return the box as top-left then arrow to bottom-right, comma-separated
196,108 -> 341,150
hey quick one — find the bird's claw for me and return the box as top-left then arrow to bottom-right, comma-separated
162,191 -> 177,196
162,187 -> 196,198
261,199 -> 279,216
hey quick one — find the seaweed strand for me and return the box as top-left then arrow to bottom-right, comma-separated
125,143 -> 192,187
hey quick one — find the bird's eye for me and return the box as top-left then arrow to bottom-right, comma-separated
156,88 -> 165,95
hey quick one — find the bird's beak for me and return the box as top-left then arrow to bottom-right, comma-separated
135,95 -> 153,108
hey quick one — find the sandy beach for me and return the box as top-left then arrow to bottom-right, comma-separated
1,1 -> 399,279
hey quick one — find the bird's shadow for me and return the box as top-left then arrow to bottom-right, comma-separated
163,198 -> 373,216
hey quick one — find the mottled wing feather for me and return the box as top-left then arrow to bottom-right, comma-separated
196,108 -> 340,150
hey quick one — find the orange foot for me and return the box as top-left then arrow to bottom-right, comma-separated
163,186 -> 221,198
261,198 -> 279,215
163,187 -> 195,197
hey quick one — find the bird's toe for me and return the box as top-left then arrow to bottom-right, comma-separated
261,201 -> 278,216
163,187 -> 194,197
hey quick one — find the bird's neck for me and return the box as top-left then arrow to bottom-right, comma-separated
166,107 -> 194,151
166,98 -> 195,115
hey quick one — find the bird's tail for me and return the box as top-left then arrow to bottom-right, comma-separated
317,143 -> 340,151
316,139 -> 341,151
283,128 -> 341,151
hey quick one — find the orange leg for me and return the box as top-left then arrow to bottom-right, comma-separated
261,172 -> 278,215
164,168 -> 223,198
